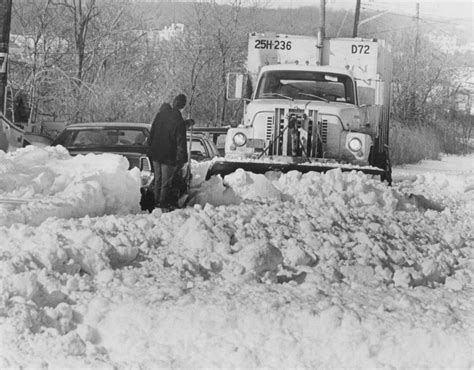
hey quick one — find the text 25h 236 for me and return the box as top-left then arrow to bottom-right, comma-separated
254,39 -> 292,50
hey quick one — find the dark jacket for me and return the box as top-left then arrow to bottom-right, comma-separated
148,104 -> 188,166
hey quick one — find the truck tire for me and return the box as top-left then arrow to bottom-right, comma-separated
380,155 -> 392,186
370,149 -> 392,186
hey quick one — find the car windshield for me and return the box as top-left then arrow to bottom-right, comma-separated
189,139 -> 207,158
59,128 -> 149,147
255,70 -> 355,103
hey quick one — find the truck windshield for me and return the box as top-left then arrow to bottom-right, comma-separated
255,70 -> 355,104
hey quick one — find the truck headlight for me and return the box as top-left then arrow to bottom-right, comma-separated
348,138 -> 362,152
232,132 -> 247,147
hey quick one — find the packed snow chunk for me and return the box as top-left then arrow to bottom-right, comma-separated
60,331 -> 87,356
42,302 -> 75,335
167,212 -> 231,275
1,298 -> 42,335
421,259 -> 449,283
232,240 -> 283,277
59,228 -> 112,275
68,153 -> 141,214
224,169 -> 282,202
284,242 -> 315,267
10,145 -> 64,164
190,160 -> 214,187
106,233 -> 139,268
340,264 -> 376,285
393,268 -> 414,288
407,193 -> 445,211
76,323 -> 99,344
191,175 -> 241,206
444,276 -> 463,291
2,271 -> 40,301
442,231 -> 465,249
0,146 -> 141,226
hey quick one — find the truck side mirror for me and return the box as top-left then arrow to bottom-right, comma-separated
226,72 -> 248,100
0,53 -> 7,73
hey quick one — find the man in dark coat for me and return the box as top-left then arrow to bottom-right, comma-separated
148,94 -> 189,210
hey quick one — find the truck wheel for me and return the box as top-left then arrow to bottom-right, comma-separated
380,156 -> 392,186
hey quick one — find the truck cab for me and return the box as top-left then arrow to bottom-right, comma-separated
227,64 -> 373,164
217,32 -> 393,183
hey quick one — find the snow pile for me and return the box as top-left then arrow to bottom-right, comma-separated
393,154 -> 474,201
194,166 -> 433,212
0,146 -> 141,227
0,148 -> 473,368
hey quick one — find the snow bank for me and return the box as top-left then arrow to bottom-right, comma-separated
0,150 -> 473,368
0,146 -> 141,227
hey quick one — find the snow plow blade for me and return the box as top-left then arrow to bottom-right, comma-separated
205,160 -> 385,180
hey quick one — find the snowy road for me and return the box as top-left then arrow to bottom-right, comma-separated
0,147 -> 473,368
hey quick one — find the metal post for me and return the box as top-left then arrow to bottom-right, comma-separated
310,110 -> 318,157
317,0 -> 326,65
353,0 -> 361,37
0,0 -> 12,116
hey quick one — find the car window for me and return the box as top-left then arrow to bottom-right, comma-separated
60,128 -> 149,147
190,139 -> 207,158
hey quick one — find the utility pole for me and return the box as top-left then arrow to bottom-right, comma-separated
353,0 -> 361,37
0,0 -> 12,116
318,0 -> 326,64
319,0 -> 326,39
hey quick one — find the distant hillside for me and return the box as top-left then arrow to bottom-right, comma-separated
128,2 -> 352,37
11,0 -> 471,48
128,1 -> 471,48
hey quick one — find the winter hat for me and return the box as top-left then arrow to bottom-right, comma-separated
173,94 -> 187,109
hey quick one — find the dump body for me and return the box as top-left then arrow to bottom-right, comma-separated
211,33 -> 393,182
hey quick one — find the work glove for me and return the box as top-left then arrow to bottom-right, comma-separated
185,119 -> 195,129
176,161 -> 185,170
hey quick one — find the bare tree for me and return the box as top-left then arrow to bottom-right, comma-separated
52,0 -> 98,85
20,0 -> 140,123
391,31 -> 469,126
166,1 -> 248,126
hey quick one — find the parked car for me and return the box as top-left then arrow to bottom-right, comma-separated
51,122 -> 151,169
139,132 -> 221,212
52,122 -> 220,211
191,126 -> 229,156
24,132 -> 54,147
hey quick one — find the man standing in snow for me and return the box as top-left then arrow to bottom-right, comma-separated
148,94 -> 190,211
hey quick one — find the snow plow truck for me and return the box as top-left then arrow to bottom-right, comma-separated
206,32 -> 393,184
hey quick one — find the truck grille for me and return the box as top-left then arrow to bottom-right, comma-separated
266,116 -> 273,141
320,119 -> 328,143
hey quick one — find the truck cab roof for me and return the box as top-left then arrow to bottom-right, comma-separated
259,64 -> 354,78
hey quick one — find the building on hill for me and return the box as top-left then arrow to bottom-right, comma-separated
135,23 -> 185,47
157,23 -> 184,41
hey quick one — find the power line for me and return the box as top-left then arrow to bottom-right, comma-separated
358,24 -> 420,36
336,7 -> 350,37
419,18 -> 454,37
361,3 -> 471,25
357,10 -> 470,38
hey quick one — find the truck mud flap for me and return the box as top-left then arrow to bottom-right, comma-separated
205,160 -> 385,180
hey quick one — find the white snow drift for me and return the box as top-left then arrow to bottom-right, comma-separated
0,146 -> 472,368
